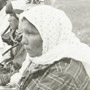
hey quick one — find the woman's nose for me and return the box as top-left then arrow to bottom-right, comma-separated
21,34 -> 28,45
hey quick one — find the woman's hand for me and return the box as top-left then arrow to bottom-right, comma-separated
8,73 -> 22,87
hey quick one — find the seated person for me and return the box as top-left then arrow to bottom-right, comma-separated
0,0 -> 45,86
0,0 -> 27,86
8,5 -> 90,90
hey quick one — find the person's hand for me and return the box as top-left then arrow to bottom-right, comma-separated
8,73 -> 22,88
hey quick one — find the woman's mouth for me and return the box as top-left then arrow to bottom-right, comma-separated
25,48 -> 33,53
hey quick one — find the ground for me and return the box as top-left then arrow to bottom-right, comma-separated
46,0 -> 90,46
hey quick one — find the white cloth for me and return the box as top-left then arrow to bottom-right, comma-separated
20,5 -> 90,76
11,0 -> 26,10
10,5 -> 90,86
0,6 -> 9,35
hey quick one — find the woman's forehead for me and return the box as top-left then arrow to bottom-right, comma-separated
21,18 -> 32,28
21,18 -> 39,33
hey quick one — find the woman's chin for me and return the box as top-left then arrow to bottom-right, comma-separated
28,52 -> 36,57
28,52 -> 41,57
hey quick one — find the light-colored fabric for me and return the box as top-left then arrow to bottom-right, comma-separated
0,6 -> 9,35
10,5 -> 90,86
9,53 -> 31,86
11,0 -> 40,12
11,0 -> 26,10
20,5 -> 90,76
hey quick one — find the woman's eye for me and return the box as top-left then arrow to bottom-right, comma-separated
24,29 -> 37,35
26,31 -> 34,35
28,31 -> 33,34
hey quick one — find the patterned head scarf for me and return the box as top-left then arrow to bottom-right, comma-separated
20,5 -> 79,54
20,5 -> 90,76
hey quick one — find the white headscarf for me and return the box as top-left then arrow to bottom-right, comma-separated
20,5 -> 90,76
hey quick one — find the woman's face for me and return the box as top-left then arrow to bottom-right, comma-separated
8,14 -> 19,30
21,18 -> 43,57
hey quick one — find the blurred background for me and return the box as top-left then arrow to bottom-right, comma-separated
45,0 -> 90,46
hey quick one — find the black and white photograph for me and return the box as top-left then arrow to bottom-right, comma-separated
0,0 -> 90,90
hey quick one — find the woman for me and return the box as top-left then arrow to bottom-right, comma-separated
9,5 -> 90,90
0,0 -> 26,62
0,1 -> 27,86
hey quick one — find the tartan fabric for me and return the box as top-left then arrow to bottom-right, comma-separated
21,58 -> 90,90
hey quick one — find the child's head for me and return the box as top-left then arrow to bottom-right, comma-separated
6,1 -> 24,30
